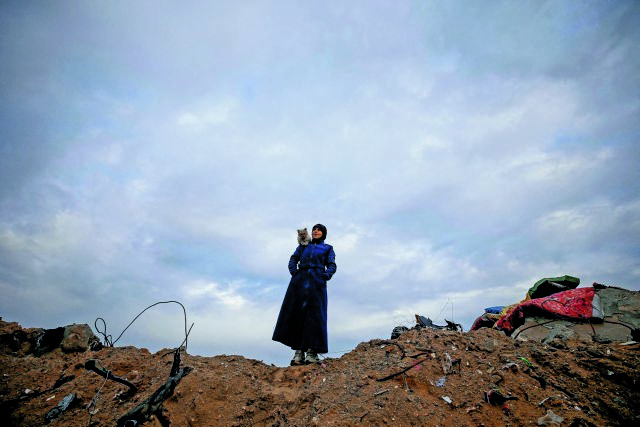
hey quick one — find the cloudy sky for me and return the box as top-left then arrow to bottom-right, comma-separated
1,1 -> 639,366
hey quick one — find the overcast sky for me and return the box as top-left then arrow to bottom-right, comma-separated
1,1 -> 639,366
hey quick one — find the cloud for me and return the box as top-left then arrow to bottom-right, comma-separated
176,99 -> 236,131
535,199 -> 640,250
1,1 -> 638,367
183,280 -> 248,309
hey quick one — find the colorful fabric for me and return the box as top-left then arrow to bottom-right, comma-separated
484,306 -> 506,314
495,287 -> 596,335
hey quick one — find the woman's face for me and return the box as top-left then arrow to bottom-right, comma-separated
312,228 -> 323,240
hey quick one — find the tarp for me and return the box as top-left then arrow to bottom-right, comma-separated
525,275 -> 580,300
494,287 -> 603,335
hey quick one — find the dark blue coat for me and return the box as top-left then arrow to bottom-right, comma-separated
272,242 -> 337,353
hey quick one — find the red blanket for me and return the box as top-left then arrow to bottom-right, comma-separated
495,287 -> 596,335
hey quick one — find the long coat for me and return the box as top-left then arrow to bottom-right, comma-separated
272,241 -> 337,353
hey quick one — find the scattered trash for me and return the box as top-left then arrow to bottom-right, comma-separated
501,362 -> 519,371
376,357 -> 429,382
46,395 -> 56,401
415,314 -> 463,332
116,348 -> 193,427
52,375 -> 75,389
537,409 -> 563,425
441,396 -> 452,404
391,326 -> 409,339
484,389 -> 519,406
44,393 -> 77,424
519,357 -> 533,367
528,275 -> 580,300
85,359 -> 138,394
390,314 -> 463,338
435,377 -> 446,387
24,389 -> 32,395
528,372 -> 547,389
538,395 -> 564,406
442,352 -> 453,374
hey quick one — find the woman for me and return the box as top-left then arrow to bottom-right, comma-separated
272,224 -> 337,365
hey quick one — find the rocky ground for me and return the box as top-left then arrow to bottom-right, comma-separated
1,319 -> 639,426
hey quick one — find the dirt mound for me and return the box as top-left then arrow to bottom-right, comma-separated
1,319 -> 639,426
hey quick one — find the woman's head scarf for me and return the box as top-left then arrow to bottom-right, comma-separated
312,224 -> 327,243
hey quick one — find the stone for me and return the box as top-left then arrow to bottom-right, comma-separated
60,324 -> 100,354
44,393 -> 77,424
538,409 -> 563,426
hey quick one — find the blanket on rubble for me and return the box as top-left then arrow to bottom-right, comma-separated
494,287 -> 600,335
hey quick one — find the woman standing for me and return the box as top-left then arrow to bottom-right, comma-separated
272,224 -> 337,365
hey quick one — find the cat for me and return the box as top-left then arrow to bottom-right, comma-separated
297,227 -> 311,245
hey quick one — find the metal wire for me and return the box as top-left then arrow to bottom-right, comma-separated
94,300 -> 193,351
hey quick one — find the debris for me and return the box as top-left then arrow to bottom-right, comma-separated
415,315 -> 463,332
442,396 -> 452,404
376,357 -> 429,382
451,357 -> 462,373
391,326 -> 409,339
528,276 -> 580,300
519,357 -> 533,367
44,393 -> 76,424
538,395 -> 564,406
442,352 -> 453,374
52,374 -> 75,389
116,348 -> 193,427
502,362 -> 519,371
484,389 -> 519,406
3,309 -> 640,426
484,306 -> 505,314
435,376 -> 446,387
472,282 -> 640,345
538,409 -> 563,425
85,359 -> 138,394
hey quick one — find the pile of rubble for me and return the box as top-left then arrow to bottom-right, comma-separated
1,279 -> 639,426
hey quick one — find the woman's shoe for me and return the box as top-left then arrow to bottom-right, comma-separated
290,350 -> 305,366
305,349 -> 320,364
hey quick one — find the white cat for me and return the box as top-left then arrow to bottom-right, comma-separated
297,227 -> 311,245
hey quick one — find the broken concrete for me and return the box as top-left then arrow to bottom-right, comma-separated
0,323 -> 100,357
514,286 -> 640,343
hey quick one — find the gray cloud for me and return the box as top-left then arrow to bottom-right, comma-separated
1,1 -> 638,366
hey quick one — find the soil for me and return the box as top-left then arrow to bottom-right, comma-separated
1,319 -> 639,426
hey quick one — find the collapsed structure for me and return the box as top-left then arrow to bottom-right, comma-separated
1,276 -> 639,426
470,276 -> 640,344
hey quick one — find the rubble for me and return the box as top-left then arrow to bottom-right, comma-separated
1,318 -> 639,426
